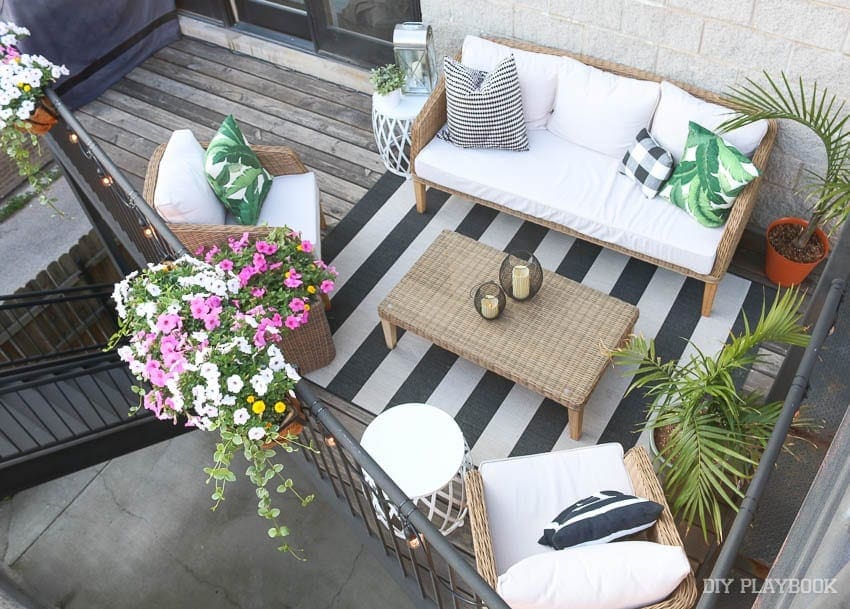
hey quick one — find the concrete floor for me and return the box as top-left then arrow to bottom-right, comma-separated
0,431 -> 417,609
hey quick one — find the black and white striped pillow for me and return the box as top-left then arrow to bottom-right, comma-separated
438,55 -> 529,151
538,491 -> 663,550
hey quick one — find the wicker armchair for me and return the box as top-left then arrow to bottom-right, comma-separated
465,445 -> 698,609
143,143 -> 326,254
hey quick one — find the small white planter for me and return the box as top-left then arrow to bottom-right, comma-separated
373,89 -> 402,113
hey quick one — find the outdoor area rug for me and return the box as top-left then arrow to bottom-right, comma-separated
307,173 -> 775,463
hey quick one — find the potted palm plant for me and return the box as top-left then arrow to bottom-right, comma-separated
720,73 -> 850,285
612,289 -> 810,539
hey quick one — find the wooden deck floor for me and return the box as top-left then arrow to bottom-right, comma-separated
75,36 -> 381,230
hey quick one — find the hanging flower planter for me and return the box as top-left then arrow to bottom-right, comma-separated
20,100 -> 58,136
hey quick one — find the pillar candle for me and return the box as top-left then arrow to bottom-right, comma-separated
512,264 -> 530,299
481,294 -> 499,319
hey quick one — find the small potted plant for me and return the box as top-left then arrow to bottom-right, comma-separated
720,73 -> 850,285
370,63 -> 405,110
0,21 -> 68,209
612,289 -> 811,540
109,228 -> 338,556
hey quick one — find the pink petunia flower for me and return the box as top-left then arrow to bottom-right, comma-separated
156,312 -> 181,334
255,240 -> 278,255
190,296 -> 208,319
301,240 -> 313,253
253,253 -> 268,272
285,315 -> 301,330
289,298 -> 306,312
320,279 -> 335,294
284,268 -> 302,288
204,245 -> 220,264
251,287 -> 266,298
218,259 -> 234,271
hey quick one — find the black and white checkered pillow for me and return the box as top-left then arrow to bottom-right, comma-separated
438,55 -> 529,151
620,128 -> 674,198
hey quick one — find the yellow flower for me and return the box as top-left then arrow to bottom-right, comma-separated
246,395 -> 255,404
274,401 -> 286,414
285,271 -> 291,278
304,304 -> 311,311
297,244 -> 304,251
252,400 -> 266,414
307,285 -> 316,294
23,84 -> 31,92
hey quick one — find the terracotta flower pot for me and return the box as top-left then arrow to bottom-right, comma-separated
21,100 -> 58,135
765,217 -> 829,286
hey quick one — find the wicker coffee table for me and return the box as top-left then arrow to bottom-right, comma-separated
377,230 -> 639,440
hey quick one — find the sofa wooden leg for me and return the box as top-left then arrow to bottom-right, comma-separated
702,282 -> 718,317
381,319 -> 398,349
414,180 -> 427,213
321,293 -> 331,311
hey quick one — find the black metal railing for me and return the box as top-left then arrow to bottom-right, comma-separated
0,283 -> 116,370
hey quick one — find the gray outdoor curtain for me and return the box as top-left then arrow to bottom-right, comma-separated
0,0 -> 179,109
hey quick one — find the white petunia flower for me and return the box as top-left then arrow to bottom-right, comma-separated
116,345 -> 133,362
145,283 -> 161,297
226,375 -> 244,393
247,427 -> 266,441
233,408 -> 249,425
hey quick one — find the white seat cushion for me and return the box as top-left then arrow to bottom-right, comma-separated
461,35 -> 564,130
651,81 -> 768,162
496,541 -> 691,609
258,172 -> 322,259
153,130 -> 226,225
478,443 -> 633,575
415,129 -> 725,275
548,60 -> 660,158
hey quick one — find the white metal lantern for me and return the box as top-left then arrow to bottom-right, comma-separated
393,22 -> 437,95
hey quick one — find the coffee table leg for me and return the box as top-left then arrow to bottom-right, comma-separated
381,319 -> 398,349
568,407 -> 583,440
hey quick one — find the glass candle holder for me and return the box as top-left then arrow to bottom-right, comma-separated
473,281 -> 506,320
499,251 -> 543,301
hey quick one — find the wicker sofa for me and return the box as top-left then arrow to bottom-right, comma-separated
410,37 -> 777,317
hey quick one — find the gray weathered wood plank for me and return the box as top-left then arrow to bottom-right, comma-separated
170,38 -> 373,114
78,100 -> 173,143
75,111 -> 159,159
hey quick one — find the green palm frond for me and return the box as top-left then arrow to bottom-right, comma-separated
718,72 -> 850,228
614,290 -> 809,540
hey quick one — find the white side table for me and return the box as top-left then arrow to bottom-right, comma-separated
360,403 -> 471,537
371,93 -> 428,178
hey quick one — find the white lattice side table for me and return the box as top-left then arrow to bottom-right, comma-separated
360,402 -> 471,537
371,93 -> 428,178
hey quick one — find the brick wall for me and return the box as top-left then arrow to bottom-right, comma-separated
420,0 -> 850,232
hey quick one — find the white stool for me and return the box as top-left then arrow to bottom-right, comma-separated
360,403 -> 471,537
371,93 -> 428,178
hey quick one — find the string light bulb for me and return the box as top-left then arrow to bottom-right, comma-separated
101,175 -> 113,187
142,226 -> 155,239
404,526 -> 422,550
324,434 -> 336,448
68,132 -> 78,144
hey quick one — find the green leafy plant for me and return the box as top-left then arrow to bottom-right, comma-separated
720,72 -> 850,249
612,289 -> 810,539
369,63 -> 405,96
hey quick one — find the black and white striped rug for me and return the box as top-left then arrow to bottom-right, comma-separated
309,174 -> 773,464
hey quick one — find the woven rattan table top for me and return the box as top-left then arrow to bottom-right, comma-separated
377,230 -> 639,409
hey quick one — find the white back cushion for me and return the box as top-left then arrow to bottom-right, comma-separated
547,60 -> 661,158
257,172 -> 322,259
497,541 -> 691,609
479,443 -> 633,575
651,81 -> 769,162
461,35 -> 563,129
153,130 -> 225,225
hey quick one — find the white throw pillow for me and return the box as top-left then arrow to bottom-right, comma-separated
650,81 -> 769,162
153,130 -> 226,225
547,61 -> 661,158
497,541 -> 690,609
461,35 -> 563,130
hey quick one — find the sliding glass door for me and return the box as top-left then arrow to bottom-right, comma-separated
228,0 -> 419,66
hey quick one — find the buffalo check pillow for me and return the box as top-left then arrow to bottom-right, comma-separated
620,128 -> 674,199
539,490 -> 664,550
438,55 -> 529,151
